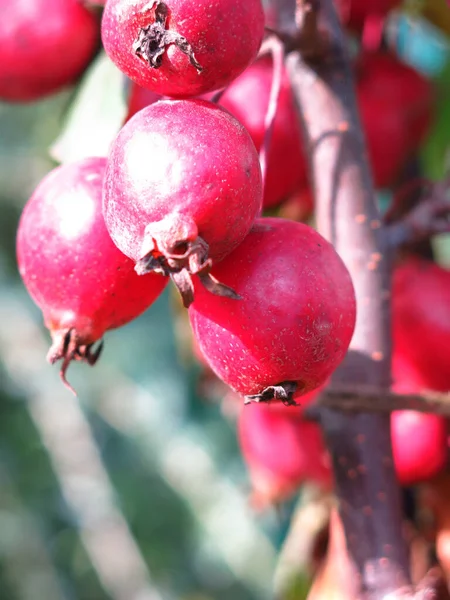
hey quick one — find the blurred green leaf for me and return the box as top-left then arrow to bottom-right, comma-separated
421,60 -> 450,179
50,52 -> 128,164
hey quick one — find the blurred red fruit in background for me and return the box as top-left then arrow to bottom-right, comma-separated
356,52 -> 434,150
0,0 -> 99,102
393,257 -> 450,392
220,56 -> 308,208
238,398 -> 331,508
335,0 -> 402,31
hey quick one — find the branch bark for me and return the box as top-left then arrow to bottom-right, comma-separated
386,179 -> 450,249
274,0 -> 412,597
310,386 -> 450,418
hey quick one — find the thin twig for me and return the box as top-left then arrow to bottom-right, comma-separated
259,35 -> 284,208
386,179 -> 450,249
306,386 -> 450,418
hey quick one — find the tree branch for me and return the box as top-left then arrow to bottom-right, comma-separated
282,0 -> 411,597
386,179 -> 450,249
307,386 -> 450,418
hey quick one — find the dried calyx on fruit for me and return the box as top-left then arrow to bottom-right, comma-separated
189,218 -> 356,405
103,99 -> 263,307
101,0 -> 265,98
16,157 -> 167,392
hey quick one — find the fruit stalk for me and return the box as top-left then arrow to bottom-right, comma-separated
277,0 -> 412,596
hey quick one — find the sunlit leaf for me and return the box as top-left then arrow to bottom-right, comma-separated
50,51 -> 128,164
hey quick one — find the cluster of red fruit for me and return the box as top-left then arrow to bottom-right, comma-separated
14,0 -> 356,408
5,0 -> 447,508
237,270 -> 450,509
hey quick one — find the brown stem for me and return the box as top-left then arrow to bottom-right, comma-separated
386,179 -> 450,250
282,0 -> 412,596
259,35 -> 284,207
307,386 -> 450,418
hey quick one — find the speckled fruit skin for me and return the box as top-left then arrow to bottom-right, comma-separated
391,352 -> 448,486
0,0 -> 99,102
103,99 -> 263,265
17,157 -> 167,350
220,56 -> 308,208
101,0 -> 264,98
238,400 -> 331,508
393,257 -> 450,393
189,218 -> 356,399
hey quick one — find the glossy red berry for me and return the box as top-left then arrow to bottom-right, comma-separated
102,0 -> 265,98
17,157 -> 167,389
238,401 -> 331,508
0,0 -> 99,102
220,56 -> 308,208
103,99 -> 263,307
393,257 -> 450,393
189,218 -> 356,404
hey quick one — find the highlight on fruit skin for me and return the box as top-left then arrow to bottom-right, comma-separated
189,217 -> 357,405
0,0 -> 99,102
103,98 -> 263,307
16,157 -> 167,393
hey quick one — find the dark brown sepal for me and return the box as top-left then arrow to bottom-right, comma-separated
244,381 -> 298,406
170,270 -> 195,308
198,271 -> 241,301
133,1 -> 203,72
46,328 -> 104,395
135,234 -> 240,308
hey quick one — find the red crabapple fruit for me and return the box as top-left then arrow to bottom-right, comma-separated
391,351 -> 448,486
391,410 -> 447,486
0,0 -> 99,102
335,0 -> 401,31
189,218 -> 356,404
357,52 -> 434,151
393,256 -> 450,393
358,90 -> 409,189
17,157 -> 167,390
101,0 -> 265,98
238,401 -> 331,508
220,56 -> 308,208
103,99 -> 263,307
